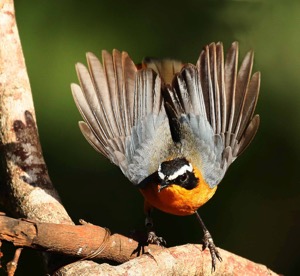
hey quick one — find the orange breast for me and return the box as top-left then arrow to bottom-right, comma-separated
139,167 -> 217,216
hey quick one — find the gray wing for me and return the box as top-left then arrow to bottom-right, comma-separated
165,42 -> 260,187
71,50 -> 171,184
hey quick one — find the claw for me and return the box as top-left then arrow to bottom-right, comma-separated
147,231 -> 166,246
195,211 -> 222,271
202,230 -> 222,272
145,211 -> 166,246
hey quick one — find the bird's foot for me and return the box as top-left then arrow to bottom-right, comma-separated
147,231 -> 166,246
202,230 -> 222,271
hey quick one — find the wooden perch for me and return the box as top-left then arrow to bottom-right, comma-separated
0,214 -> 162,263
0,214 -> 278,275
0,0 -> 279,275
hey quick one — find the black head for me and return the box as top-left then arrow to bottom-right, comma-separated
157,158 -> 198,191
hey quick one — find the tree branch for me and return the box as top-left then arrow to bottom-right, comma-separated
0,214 -> 161,263
0,214 -> 278,276
0,0 -> 70,223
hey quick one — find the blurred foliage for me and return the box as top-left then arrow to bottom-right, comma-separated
1,0 -> 299,275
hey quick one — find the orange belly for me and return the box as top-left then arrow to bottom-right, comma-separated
139,167 -> 217,216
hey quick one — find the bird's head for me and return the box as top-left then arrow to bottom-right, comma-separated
157,158 -> 199,192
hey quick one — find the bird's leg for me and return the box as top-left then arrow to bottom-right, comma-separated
145,209 -> 166,246
195,211 -> 222,271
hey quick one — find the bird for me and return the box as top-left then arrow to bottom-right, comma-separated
71,41 -> 260,270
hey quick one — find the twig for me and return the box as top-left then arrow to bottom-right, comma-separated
7,248 -> 23,276
0,240 -> 3,269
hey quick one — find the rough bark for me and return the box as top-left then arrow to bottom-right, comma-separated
0,0 -> 70,223
0,215 -> 161,263
0,214 -> 278,276
0,0 -> 94,273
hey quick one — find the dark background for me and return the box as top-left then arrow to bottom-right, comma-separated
1,0 -> 299,275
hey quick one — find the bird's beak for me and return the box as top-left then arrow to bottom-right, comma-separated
158,179 -> 170,192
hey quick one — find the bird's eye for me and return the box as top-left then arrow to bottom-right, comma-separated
178,173 -> 188,183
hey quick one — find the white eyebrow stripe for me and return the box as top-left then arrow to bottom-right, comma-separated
158,171 -> 165,180
167,163 -> 193,181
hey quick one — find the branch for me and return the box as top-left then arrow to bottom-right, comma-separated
0,215 -> 278,276
0,0 -> 89,273
0,214 -> 161,263
0,0 -> 70,222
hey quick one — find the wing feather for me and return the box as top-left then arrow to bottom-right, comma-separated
166,42 -> 260,187
72,83 -> 109,154
196,41 -> 260,172
72,51 -> 138,167
224,42 -> 238,147
122,52 -> 136,134
209,43 -> 222,135
72,50 -> 168,184
84,53 -> 117,141
72,43 -> 260,187
215,43 -> 227,137
102,50 -> 122,136
236,71 -> 260,142
231,51 -> 253,149
197,46 -> 216,131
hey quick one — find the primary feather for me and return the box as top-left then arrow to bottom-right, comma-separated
72,42 -> 260,188
161,42 -> 260,187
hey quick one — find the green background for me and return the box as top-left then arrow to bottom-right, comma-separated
2,0 -> 300,275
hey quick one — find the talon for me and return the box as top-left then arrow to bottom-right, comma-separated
195,212 -> 222,271
202,230 -> 222,271
147,231 -> 166,246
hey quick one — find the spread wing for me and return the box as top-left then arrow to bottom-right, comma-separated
163,42 -> 260,187
72,43 -> 260,188
71,50 -> 170,184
